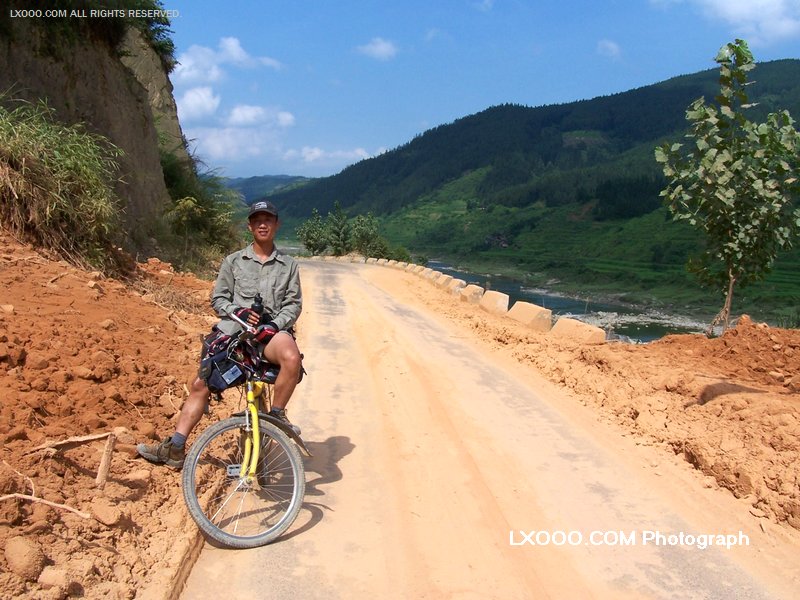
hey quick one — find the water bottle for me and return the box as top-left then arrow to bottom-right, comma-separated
251,293 -> 264,317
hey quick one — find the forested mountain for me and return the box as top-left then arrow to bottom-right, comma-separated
269,60 -> 800,322
224,174 -> 310,203
271,60 -> 800,221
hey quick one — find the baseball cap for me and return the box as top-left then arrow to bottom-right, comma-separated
248,201 -> 279,219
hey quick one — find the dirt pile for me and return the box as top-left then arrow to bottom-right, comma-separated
0,233 -> 219,599
428,290 -> 800,531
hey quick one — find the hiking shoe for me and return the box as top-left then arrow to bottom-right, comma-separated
137,437 -> 185,469
269,408 -> 301,436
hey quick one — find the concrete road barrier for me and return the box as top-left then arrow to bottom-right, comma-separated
508,301 -> 553,332
460,284 -> 484,304
436,274 -> 453,288
550,317 -> 606,344
479,290 -> 510,315
448,279 -> 467,295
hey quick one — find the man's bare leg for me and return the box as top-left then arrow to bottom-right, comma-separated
175,376 -> 212,436
262,332 -> 302,409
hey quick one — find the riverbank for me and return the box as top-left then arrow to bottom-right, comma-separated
427,258 -> 719,341
425,251 -> 800,335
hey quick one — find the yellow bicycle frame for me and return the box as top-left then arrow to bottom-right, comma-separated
240,380 -> 266,480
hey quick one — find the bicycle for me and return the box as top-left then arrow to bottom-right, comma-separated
182,311 -> 310,549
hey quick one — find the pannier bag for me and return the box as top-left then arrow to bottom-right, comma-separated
199,330 -> 246,393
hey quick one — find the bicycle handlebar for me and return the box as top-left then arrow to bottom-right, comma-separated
225,310 -> 276,343
227,310 -> 257,334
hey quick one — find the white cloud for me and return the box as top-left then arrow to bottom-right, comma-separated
597,39 -> 622,59
172,46 -> 224,84
698,0 -> 800,42
425,28 -> 441,42
653,0 -> 800,44
177,87 -> 221,122
226,105 -> 296,128
172,37 -> 283,85
276,111 -> 295,127
357,37 -> 399,60
227,105 -> 266,126
285,146 -> 371,164
218,37 -> 250,64
184,125 -> 279,162
184,127 -> 374,176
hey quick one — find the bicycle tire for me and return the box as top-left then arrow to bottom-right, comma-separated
182,416 -> 305,548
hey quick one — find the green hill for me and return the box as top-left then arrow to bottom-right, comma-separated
224,174 -> 311,204
269,59 -> 800,324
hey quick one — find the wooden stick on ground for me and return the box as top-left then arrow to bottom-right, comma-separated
95,433 -> 116,489
27,431 -> 112,454
27,431 -> 119,490
0,493 -> 91,519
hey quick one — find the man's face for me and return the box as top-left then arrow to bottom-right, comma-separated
248,212 -> 279,243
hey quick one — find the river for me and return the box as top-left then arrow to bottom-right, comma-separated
427,260 -> 708,342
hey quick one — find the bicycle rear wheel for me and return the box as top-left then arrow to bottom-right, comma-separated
182,416 -> 305,548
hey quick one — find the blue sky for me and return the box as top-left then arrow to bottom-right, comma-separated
163,0 -> 800,178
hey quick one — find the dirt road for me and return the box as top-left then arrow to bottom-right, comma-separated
180,261 -> 800,599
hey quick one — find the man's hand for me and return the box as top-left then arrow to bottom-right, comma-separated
233,307 -> 259,326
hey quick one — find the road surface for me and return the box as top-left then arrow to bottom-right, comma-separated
180,260 -> 799,599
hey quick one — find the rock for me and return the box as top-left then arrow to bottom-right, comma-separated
104,386 -> 122,401
136,421 -> 157,440
116,443 -> 140,458
27,355 -> 49,370
5,536 -> 46,581
123,469 -> 152,487
71,366 -> 94,380
99,318 -> 116,330
0,304 -> 14,313
4,425 -> 29,442
768,371 -> 785,383
112,426 -> 136,444
87,280 -> 104,293
38,566 -> 69,589
91,498 -> 122,526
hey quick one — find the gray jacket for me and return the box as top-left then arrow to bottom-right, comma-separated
210,244 -> 302,335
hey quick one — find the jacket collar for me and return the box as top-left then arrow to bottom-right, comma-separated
243,243 -> 283,263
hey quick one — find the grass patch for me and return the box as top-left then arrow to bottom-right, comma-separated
0,97 -> 125,272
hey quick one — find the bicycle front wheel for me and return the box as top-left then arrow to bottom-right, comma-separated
182,416 -> 305,548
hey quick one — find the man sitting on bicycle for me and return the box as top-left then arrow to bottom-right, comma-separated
137,200 -> 303,469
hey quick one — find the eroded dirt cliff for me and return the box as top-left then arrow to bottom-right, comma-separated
0,19 -> 179,252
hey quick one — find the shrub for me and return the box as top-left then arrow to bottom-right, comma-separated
0,97 -> 123,270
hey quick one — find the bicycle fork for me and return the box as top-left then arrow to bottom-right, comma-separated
240,380 -> 263,481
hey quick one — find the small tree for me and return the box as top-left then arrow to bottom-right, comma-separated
350,213 -> 384,256
166,196 -> 205,257
296,208 -> 328,255
326,201 -> 352,256
655,39 -> 800,333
